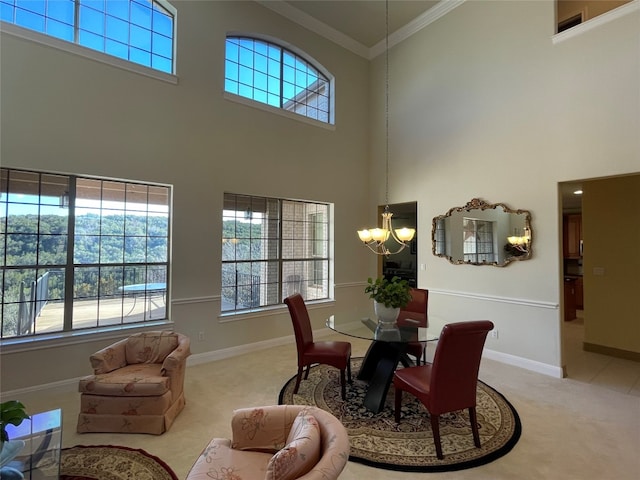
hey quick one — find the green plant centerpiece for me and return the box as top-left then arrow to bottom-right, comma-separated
1,400 -> 30,469
364,276 -> 412,326
1,401 -> 29,445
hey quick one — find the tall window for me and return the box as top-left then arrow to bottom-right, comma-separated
0,168 -> 171,339
463,218 -> 495,264
224,36 -> 332,124
222,193 -> 331,314
0,0 -> 175,74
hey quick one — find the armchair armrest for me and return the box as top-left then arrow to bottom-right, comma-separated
161,333 -> 191,373
90,338 -> 128,374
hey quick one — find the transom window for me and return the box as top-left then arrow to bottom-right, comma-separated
0,167 -> 172,339
0,0 -> 175,74
222,193 -> 331,314
224,36 -> 333,124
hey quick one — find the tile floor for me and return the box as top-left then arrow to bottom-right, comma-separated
563,311 -> 640,396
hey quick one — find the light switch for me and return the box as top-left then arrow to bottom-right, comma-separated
593,267 -> 605,276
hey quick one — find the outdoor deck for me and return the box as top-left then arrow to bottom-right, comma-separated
21,294 -> 166,336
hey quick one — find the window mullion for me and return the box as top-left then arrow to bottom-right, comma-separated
63,176 -> 77,332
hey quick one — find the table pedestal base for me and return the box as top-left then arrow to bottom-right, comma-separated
358,341 -> 412,414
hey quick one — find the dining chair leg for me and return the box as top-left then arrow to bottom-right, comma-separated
347,357 -> 352,383
340,369 -> 346,400
304,365 -> 311,379
430,413 -> 444,459
394,388 -> 402,423
293,367 -> 304,394
469,407 -> 481,448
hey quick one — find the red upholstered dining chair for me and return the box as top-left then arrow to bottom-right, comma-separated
396,288 -> 429,365
284,294 -> 352,400
393,320 -> 494,459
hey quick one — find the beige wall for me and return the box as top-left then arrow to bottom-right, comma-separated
369,0 -> 639,369
582,175 -> 640,354
1,0 -> 638,392
0,0 -> 373,391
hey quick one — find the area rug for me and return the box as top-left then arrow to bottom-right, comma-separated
278,358 -> 522,472
59,445 -> 178,480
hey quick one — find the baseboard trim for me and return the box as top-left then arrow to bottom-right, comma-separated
583,342 -> 640,362
483,348 -> 564,378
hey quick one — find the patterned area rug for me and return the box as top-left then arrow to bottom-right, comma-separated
278,358 -> 521,472
60,445 -> 178,480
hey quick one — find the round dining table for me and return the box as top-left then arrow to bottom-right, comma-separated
326,314 -> 438,414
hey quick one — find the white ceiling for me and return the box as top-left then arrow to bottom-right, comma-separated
258,0 -> 445,58
283,1 -> 440,47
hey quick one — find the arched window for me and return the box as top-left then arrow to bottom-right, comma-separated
225,36 -> 333,124
0,0 -> 175,74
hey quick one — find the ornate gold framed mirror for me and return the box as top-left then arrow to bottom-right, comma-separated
432,198 -> 532,266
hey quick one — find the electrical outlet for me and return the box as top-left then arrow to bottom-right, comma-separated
490,329 -> 498,339
198,331 -> 205,341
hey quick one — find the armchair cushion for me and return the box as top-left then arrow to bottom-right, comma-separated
266,413 -> 321,480
78,363 -> 169,396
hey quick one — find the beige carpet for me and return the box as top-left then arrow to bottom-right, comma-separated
13,334 -> 640,479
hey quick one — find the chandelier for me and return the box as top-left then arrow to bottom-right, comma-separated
357,0 -> 415,256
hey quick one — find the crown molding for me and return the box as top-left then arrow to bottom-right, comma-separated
369,0 -> 466,59
256,0 -> 466,60
255,0 -> 370,58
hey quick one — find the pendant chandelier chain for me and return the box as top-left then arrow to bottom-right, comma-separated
385,0 -> 390,206
356,0 -> 416,255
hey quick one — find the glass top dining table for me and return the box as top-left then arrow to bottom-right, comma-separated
326,314 -> 438,343
326,313 -> 438,413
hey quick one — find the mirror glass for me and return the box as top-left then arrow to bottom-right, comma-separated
432,198 -> 532,266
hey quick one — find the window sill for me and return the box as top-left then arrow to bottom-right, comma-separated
218,298 -> 335,322
0,320 -> 173,355
223,92 -> 336,131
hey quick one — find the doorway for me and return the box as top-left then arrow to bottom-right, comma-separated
380,202 -> 417,287
559,175 -> 640,394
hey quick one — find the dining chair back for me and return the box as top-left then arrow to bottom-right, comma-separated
396,288 -> 429,365
393,320 -> 494,459
285,294 -> 352,400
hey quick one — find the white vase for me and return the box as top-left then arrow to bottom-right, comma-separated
374,301 -> 400,326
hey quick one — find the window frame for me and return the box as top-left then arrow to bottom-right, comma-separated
0,0 -> 177,82
0,167 -> 173,342
223,33 -> 335,127
463,218 -> 495,264
221,193 -> 332,315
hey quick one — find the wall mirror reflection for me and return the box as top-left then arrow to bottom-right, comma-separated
432,198 -> 533,267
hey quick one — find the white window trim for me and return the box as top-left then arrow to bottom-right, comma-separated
0,21 -> 178,85
223,91 -> 335,131
224,31 -> 336,128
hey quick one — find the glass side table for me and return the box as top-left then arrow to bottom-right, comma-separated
1,408 -> 62,479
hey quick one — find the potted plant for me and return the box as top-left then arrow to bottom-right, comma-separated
364,276 -> 412,325
1,400 -> 29,456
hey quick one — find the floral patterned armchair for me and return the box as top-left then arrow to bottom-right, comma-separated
186,405 -> 350,480
77,330 -> 191,435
